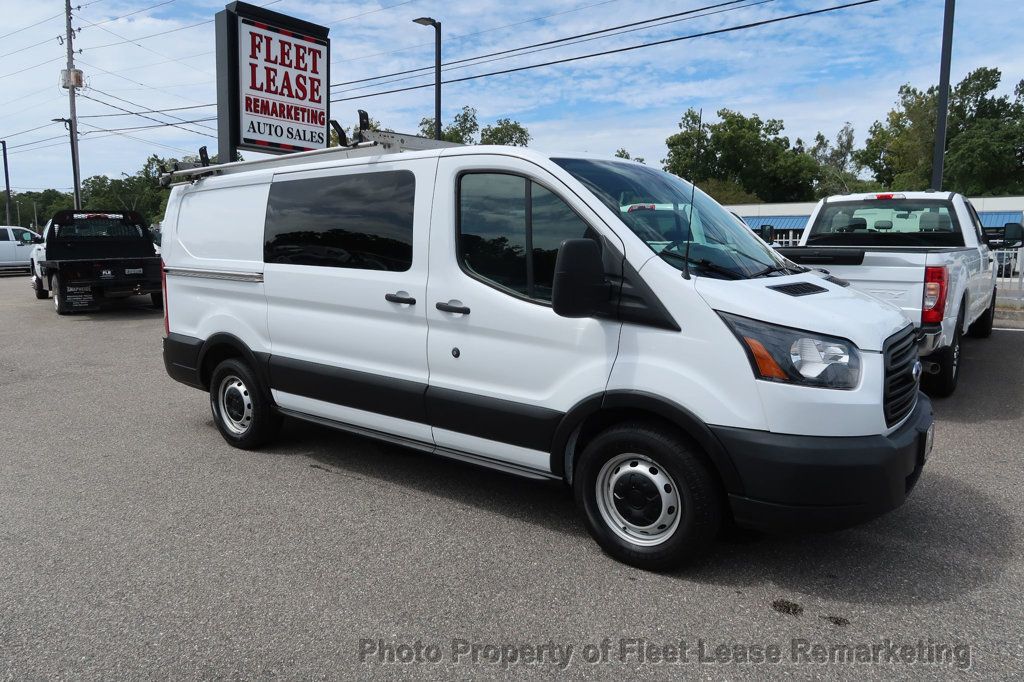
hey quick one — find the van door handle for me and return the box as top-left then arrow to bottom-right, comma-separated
385,293 -> 416,305
436,301 -> 470,315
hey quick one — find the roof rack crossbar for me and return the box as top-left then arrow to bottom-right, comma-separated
160,130 -> 460,186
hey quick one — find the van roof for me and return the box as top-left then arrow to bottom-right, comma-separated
161,129 -> 626,187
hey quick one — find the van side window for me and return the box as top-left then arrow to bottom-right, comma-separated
458,172 -> 593,302
265,170 -> 415,271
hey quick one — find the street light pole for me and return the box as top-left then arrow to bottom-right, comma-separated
1,140 -> 11,225
413,17 -> 442,140
930,0 -> 955,190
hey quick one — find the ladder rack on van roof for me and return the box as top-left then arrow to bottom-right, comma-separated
159,130 -> 460,187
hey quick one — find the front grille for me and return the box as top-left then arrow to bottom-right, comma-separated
883,326 -> 919,427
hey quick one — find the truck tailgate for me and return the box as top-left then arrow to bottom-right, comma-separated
779,247 -> 927,323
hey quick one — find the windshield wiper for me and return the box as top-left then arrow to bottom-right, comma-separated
659,250 -> 743,280
751,260 -> 808,278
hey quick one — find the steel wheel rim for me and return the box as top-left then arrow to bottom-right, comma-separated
217,375 -> 253,435
596,453 -> 681,547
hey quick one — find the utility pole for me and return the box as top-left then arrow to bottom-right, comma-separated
1,140 -> 11,225
413,17 -> 442,140
63,0 -> 82,209
930,0 -> 955,190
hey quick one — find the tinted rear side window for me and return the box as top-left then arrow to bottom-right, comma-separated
265,170 -> 415,271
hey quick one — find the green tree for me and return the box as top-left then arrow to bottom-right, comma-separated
857,67 -> 1024,194
809,122 -> 879,197
614,148 -> 645,164
663,108 -> 818,202
419,106 -> 530,145
480,118 -> 531,146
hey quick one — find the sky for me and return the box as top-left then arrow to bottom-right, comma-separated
0,0 -> 1021,196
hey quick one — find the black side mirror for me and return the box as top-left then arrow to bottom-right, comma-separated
1004,222 -> 1023,245
32,236 -> 44,244
757,225 -> 776,244
551,239 -> 607,318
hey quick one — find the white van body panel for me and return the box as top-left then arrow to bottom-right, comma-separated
263,157 -> 437,444
164,178 -> 272,355
425,153 -> 625,461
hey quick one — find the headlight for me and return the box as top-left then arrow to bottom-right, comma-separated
719,312 -> 861,389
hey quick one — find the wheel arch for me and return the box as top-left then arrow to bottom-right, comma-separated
550,390 -> 743,494
197,333 -> 271,392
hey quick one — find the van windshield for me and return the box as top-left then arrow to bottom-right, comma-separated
553,158 -> 792,280
806,199 -> 965,247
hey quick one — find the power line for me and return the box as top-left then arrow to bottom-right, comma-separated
0,122 -> 58,140
79,92 -> 216,138
79,0 -> 177,27
78,0 -> 282,50
0,56 -> 64,82
77,14 -> 213,76
331,0 -> 749,87
77,121 -> 196,154
331,0 -> 760,92
0,35 -> 61,60
0,11 -> 64,41
78,102 -> 215,118
7,135 -> 68,151
78,58 -> 212,107
83,117 -> 216,133
86,86 -> 217,132
330,0 -> 623,67
332,0 -> 881,103
326,0 -> 416,26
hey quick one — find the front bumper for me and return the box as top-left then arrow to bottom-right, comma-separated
713,393 -> 933,531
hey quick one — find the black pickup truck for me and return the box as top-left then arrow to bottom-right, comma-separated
30,210 -> 163,315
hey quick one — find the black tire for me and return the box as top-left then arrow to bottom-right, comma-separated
573,422 -> 723,570
32,264 -> 48,299
209,358 -> 281,449
151,292 -> 164,308
52,275 -> 70,315
968,288 -> 996,338
923,305 -> 964,398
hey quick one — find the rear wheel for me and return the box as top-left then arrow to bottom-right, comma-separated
209,358 -> 281,449
52,275 -> 69,315
923,305 -> 964,398
574,422 -> 722,570
968,288 -> 996,338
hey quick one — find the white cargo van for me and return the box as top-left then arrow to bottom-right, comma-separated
159,138 -> 934,569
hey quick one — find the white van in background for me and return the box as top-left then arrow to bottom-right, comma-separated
159,139 -> 934,569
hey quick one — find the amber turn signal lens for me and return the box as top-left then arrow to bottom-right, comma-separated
742,336 -> 788,380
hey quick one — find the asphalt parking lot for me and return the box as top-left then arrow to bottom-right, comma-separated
1,273 -> 1022,679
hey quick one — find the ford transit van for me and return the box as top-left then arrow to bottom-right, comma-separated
160,138 -> 933,569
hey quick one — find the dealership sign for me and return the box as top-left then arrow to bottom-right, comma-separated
216,2 -> 330,158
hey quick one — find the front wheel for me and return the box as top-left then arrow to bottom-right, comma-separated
209,358 -> 281,449
574,422 -> 723,570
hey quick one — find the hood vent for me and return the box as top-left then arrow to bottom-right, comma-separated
767,282 -> 828,297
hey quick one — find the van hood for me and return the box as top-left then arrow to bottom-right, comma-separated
694,272 -> 911,352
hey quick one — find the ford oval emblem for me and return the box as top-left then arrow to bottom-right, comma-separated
912,360 -> 922,383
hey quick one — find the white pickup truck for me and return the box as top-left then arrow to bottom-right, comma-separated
778,191 -> 997,397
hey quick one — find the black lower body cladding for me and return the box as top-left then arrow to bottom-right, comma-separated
717,394 -> 933,531
163,333 -> 935,534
